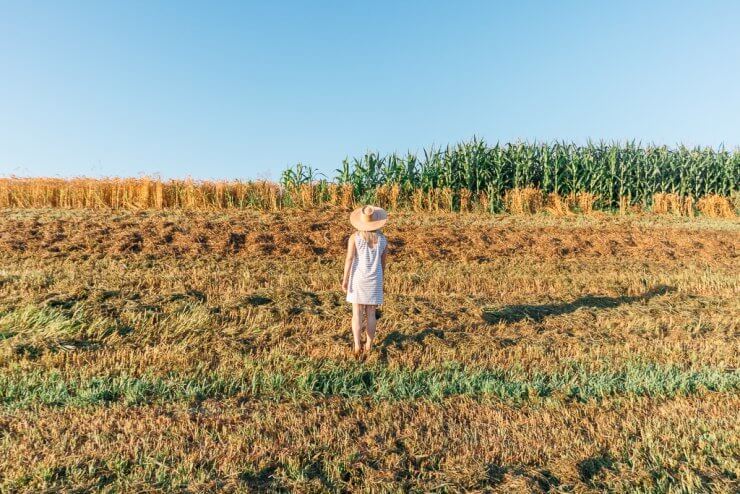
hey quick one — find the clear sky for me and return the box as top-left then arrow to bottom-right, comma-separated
1,1 -> 739,180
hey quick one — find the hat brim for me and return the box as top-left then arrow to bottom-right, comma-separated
349,206 -> 388,231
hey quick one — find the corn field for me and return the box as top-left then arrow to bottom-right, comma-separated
330,139 -> 739,211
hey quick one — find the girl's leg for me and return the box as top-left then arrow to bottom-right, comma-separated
364,305 -> 377,350
351,303 -> 363,352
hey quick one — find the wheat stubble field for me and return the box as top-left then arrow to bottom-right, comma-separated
0,207 -> 738,493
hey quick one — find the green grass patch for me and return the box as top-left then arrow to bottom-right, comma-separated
1,360 -> 737,409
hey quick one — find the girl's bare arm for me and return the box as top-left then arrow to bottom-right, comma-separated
341,233 -> 356,292
381,248 -> 388,273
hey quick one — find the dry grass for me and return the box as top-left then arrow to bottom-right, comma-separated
504,187 -> 544,214
653,193 -> 698,217
651,192 -> 737,218
0,208 -> 738,492
697,194 -> 737,218
0,177 -> 288,210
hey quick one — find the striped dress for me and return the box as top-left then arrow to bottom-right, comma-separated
346,233 -> 386,305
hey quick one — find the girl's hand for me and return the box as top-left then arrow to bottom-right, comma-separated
341,279 -> 348,293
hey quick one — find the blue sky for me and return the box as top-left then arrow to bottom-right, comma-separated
1,1 -> 739,179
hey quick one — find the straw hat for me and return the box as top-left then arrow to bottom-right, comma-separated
350,205 -> 388,231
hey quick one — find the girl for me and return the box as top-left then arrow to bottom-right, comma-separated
341,205 -> 388,358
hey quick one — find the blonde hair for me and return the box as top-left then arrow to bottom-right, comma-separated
357,229 -> 382,247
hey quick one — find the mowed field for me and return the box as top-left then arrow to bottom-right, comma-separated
0,208 -> 738,493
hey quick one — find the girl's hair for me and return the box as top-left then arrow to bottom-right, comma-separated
358,229 -> 382,247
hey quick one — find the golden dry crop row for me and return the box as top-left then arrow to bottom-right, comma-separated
0,178 -> 736,217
